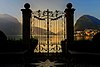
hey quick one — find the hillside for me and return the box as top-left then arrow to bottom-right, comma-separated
75,15 -> 100,31
0,14 -> 21,39
32,27 -> 56,35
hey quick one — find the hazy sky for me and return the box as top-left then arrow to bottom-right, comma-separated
0,0 -> 100,23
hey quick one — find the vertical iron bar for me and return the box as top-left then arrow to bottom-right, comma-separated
47,9 -> 49,55
39,19 -> 41,53
56,19 -> 58,53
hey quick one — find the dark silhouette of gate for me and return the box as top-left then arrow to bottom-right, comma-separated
21,3 -> 75,55
31,9 -> 65,53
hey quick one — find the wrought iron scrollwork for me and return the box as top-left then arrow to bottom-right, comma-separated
31,9 -> 65,53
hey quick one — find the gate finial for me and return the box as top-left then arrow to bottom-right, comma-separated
66,3 -> 72,9
24,3 -> 30,9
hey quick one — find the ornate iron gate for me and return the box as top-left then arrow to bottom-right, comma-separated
31,9 -> 65,53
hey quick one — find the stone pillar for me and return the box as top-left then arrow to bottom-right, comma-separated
64,3 -> 75,49
21,3 -> 32,49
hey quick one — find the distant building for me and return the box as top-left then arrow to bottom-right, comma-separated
74,29 -> 100,40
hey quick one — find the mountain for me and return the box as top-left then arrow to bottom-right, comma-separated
32,27 -> 55,35
0,14 -> 21,39
32,27 -> 56,42
0,14 -> 56,40
56,30 -> 65,35
75,15 -> 100,31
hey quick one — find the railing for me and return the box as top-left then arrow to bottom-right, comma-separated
7,34 -> 94,53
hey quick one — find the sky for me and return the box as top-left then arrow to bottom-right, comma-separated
71,0 -> 100,23
0,0 -> 100,24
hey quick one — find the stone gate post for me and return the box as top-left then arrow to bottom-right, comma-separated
64,3 -> 75,52
21,3 -> 32,49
